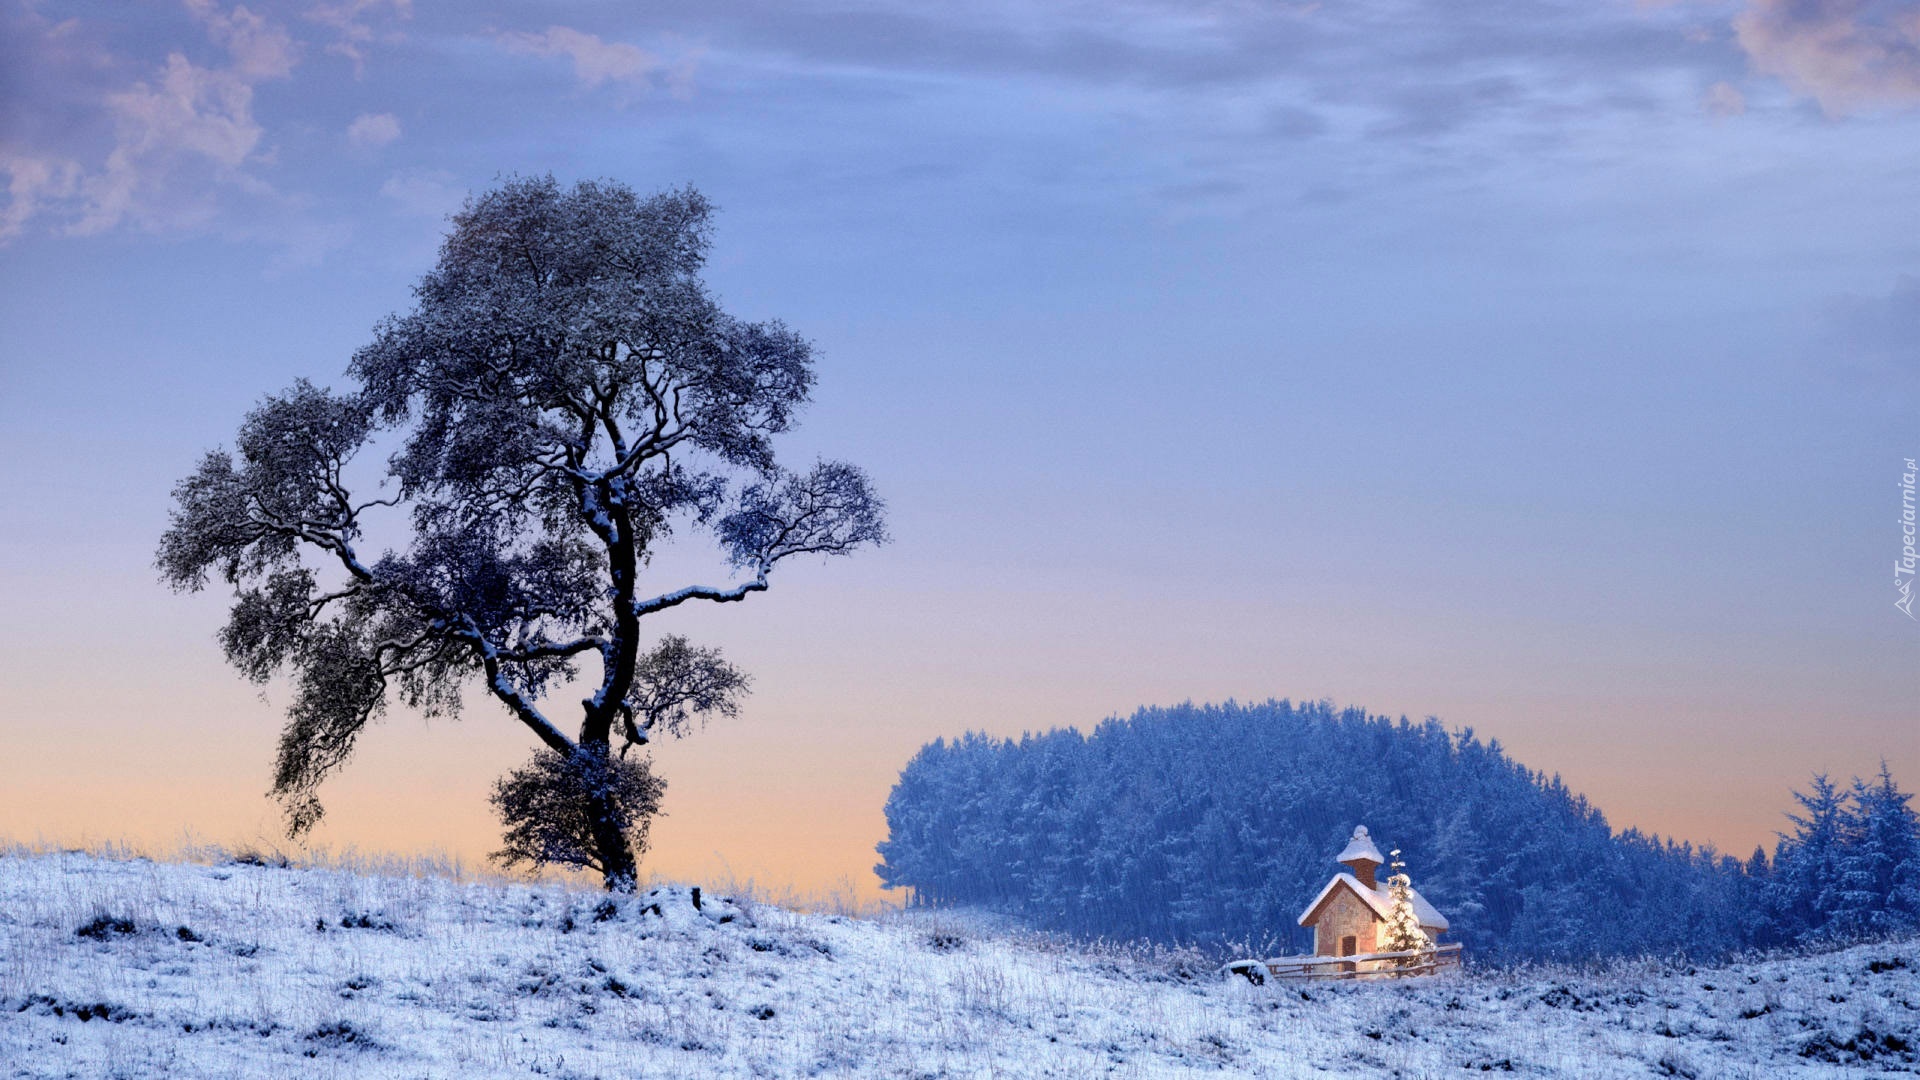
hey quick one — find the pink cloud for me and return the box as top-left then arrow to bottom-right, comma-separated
0,151 -> 81,240
304,0 -> 410,70
75,52 -> 269,234
1702,80 -> 1747,116
0,1 -> 300,240
495,26 -> 660,89
185,0 -> 299,81
346,111 -> 401,147
379,167 -> 464,217
1732,0 -> 1920,113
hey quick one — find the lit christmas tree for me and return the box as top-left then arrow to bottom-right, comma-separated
1380,848 -> 1431,970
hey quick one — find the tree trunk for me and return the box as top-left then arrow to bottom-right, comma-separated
579,481 -> 645,893
579,740 -> 639,892
587,787 -> 638,892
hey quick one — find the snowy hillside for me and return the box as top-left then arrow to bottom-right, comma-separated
2,850 -> 1916,1078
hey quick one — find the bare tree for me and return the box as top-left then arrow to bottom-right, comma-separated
157,176 -> 886,890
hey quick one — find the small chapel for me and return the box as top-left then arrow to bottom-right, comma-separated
1296,825 -> 1449,958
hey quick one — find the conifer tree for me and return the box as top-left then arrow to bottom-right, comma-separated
1770,774 -> 1847,940
1852,763 -> 1920,935
1381,848 -> 1431,968
1831,777 -> 1888,939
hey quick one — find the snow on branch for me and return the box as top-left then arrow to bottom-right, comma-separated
719,460 -> 888,569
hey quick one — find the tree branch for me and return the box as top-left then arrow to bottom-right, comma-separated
631,571 -> 770,618
465,621 -> 575,755
496,636 -> 606,663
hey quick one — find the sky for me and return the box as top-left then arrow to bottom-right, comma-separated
1,0 -> 1917,902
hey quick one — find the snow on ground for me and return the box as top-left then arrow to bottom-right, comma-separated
2,849 -> 1916,1078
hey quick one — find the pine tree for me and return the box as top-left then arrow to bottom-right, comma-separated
1830,777 -> 1887,939
1855,763 -> 1920,935
1740,844 -> 1783,947
1770,774 -> 1847,941
1381,849 -> 1431,969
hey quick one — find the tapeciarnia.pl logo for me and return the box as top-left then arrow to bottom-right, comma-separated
1900,457 -> 1917,620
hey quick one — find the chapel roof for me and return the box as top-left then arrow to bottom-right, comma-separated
1295,873 -> 1451,932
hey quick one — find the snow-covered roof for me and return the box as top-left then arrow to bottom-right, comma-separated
1296,872 -> 1450,932
1297,873 -> 1383,926
1336,825 -> 1385,867
1401,886 -> 1449,932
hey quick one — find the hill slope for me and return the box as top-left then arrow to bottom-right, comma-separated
2,850 -> 1916,1077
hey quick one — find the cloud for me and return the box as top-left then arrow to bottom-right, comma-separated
185,0 -> 299,80
74,52 -> 272,235
0,151 -> 79,240
0,9 -> 100,239
548,0 -> 1742,151
1732,0 -> 1920,113
0,1 -> 296,240
379,167 -> 464,217
1703,79 -> 1747,115
304,0 -> 410,70
346,111 -> 400,147
495,25 -> 660,89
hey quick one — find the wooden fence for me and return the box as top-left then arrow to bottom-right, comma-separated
1222,942 -> 1463,983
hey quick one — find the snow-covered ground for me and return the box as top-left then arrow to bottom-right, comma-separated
2,849 -> 1915,1078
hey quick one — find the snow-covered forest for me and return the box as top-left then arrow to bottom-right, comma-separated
876,700 -> 1920,962
4,848 -> 1915,1078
